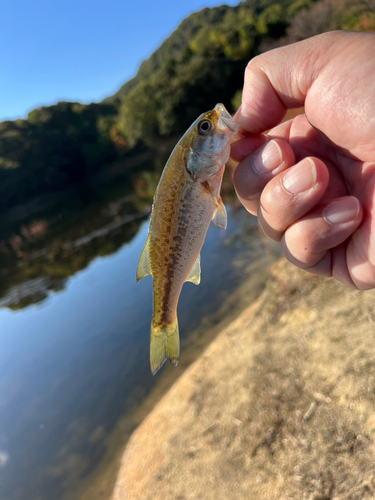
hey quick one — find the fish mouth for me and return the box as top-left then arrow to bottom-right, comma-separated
215,103 -> 239,133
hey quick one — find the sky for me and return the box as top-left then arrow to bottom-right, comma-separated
0,0 -> 239,122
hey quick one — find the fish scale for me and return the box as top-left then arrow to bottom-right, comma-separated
136,103 -> 238,374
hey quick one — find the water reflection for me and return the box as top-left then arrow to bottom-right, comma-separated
0,173 -> 280,500
0,175 -> 153,309
0,218 -> 152,500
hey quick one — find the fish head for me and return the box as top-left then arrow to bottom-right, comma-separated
186,103 -> 238,181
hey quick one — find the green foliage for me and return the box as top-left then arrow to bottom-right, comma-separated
0,102 -> 119,210
117,3 -> 260,148
115,0 -> 328,149
286,0 -> 312,18
284,0 -> 375,43
118,82 -> 160,147
339,4 -> 375,32
256,4 -> 284,34
0,174 -> 151,307
0,0 -> 374,213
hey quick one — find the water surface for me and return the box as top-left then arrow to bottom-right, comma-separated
0,183 -> 280,500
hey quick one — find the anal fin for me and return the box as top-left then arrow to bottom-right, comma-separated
186,254 -> 201,285
136,234 -> 152,281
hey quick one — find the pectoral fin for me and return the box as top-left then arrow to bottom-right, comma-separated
136,234 -> 152,281
186,254 -> 201,285
212,197 -> 227,229
203,180 -> 227,229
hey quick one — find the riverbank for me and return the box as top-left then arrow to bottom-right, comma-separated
112,258 -> 375,500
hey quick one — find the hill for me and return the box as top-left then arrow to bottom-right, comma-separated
0,0 -> 373,214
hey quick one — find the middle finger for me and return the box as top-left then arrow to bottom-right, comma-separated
233,138 -> 296,215
258,157 -> 329,241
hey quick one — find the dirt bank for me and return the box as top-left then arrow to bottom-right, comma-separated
112,258 -> 375,500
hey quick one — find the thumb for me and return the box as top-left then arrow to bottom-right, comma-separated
237,31 -> 348,134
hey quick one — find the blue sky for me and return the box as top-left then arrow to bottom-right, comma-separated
0,0 -> 239,121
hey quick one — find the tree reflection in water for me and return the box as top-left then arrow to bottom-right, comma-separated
0,170 -> 155,310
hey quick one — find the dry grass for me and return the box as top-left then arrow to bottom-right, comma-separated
112,259 -> 375,500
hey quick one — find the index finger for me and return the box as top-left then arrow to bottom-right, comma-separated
236,31 -> 347,134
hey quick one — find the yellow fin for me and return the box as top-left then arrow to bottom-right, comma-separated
136,234 -> 152,281
186,254 -> 201,285
212,198 -> 227,229
150,321 -> 179,375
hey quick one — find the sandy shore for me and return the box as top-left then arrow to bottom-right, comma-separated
111,258 -> 375,500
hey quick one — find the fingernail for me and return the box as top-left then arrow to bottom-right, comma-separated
283,158 -> 317,194
254,140 -> 282,174
323,197 -> 360,224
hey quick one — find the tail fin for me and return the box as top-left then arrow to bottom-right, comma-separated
150,321 -> 179,375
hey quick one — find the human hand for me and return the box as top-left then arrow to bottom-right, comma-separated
232,31 -> 375,290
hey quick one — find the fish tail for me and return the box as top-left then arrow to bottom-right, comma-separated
150,321 -> 179,375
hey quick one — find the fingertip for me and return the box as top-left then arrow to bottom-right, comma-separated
323,197 -> 361,226
307,156 -> 330,187
233,104 -> 242,121
281,156 -> 329,197
233,138 -> 295,189
282,196 -> 363,270
232,161 -> 257,214
234,191 -> 258,216
233,138 -> 296,215
230,134 -> 267,162
238,64 -> 287,134
236,101 -> 286,135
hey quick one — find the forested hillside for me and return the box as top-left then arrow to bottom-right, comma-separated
0,0 -> 373,212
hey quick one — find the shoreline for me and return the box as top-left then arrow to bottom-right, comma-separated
111,258 -> 375,500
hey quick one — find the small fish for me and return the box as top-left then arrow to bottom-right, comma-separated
136,103 -> 238,375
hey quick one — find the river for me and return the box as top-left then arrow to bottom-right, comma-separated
0,176 -> 280,500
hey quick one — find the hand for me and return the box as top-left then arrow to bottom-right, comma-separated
231,31 -> 375,290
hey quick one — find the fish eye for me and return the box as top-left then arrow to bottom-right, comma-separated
198,119 -> 212,135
